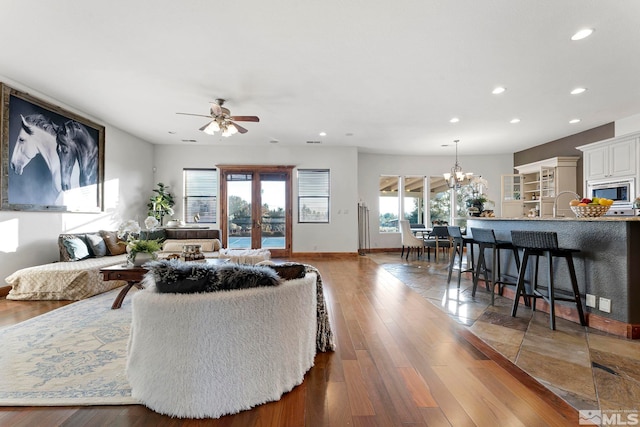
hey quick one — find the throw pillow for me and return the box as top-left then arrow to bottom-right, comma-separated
147,260 -> 210,294
85,233 -> 108,257
162,240 -> 217,252
100,230 -> 127,255
266,263 -> 307,281
148,260 -> 281,294
62,236 -> 91,261
210,264 -> 281,291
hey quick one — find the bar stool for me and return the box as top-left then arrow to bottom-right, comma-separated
470,227 -> 520,305
446,226 -> 475,288
510,230 -> 586,330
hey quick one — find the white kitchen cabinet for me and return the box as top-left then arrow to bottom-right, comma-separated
500,174 -> 524,217
501,157 -> 579,217
580,136 -> 637,181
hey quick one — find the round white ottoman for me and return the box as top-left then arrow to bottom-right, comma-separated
126,272 -> 317,419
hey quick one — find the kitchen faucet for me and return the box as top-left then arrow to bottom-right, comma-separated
552,191 -> 581,218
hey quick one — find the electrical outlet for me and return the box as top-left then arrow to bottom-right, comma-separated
599,297 -> 611,313
586,294 -> 597,308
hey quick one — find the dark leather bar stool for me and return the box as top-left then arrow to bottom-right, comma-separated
510,230 -> 586,330
446,226 -> 475,288
470,227 -> 520,305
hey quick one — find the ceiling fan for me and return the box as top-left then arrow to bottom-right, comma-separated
176,99 -> 259,137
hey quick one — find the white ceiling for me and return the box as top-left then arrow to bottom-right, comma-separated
1,1 -> 639,156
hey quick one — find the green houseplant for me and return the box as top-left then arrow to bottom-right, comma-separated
118,216 -> 162,266
147,182 -> 175,226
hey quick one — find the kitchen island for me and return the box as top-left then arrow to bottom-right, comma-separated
467,216 -> 640,339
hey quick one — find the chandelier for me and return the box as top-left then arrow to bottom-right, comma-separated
443,139 -> 472,188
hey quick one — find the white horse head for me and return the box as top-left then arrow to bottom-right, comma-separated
10,114 -> 62,194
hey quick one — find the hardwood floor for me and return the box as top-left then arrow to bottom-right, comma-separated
0,255 -> 578,426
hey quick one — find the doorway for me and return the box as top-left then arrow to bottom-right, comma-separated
218,165 -> 293,258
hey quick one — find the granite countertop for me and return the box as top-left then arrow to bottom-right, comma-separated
475,216 -> 640,221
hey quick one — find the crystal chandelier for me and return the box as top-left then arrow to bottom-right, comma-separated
443,139 -> 472,188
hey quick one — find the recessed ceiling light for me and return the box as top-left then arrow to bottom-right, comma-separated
510,118 -> 521,124
449,117 -> 460,123
571,28 -> 594,41
319,132 -> 327,136
571,87 -> 587,95
269,139 -> 279,144
569,119 -> 581,124
492,87 -> 506,95
168,131 -> 176,134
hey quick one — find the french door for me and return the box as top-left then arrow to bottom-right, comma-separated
218,165 -> 293,258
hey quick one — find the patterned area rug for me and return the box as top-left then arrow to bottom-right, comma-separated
0,287 -> 138,406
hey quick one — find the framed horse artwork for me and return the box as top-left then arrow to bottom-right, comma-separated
0,83 -> 105,212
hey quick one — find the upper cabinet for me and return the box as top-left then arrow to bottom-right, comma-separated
501,156 -> 579,217
578,135 -> 638,182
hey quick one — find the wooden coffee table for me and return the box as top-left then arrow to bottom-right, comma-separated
100,264 -> 147,309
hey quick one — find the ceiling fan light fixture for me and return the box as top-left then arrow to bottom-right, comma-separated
201,121 -> 220,135
221,122 -> 238,137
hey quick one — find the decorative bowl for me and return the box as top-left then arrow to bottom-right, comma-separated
570,205 -> 610,218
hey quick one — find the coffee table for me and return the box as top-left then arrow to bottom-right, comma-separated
100,264 -> 147,309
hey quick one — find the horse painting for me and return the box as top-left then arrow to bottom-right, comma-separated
10,114 -> 63,204
56,120 -> 98,190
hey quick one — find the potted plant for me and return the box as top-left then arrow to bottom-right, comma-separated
118,216 -> 162,266
147,182 -> 175,226
463,176 -> 493,216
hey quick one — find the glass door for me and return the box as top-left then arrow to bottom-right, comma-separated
219,166 -> 292,258
260,173 -> 287,251
226,173 -> 253,249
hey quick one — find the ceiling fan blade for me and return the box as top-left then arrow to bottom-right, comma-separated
230,115 -> 260,122
198,122 -> 212,132
230,121 -> 248,134
176,112 -> 212,119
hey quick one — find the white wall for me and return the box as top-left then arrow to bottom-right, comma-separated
358,152 -> 513,250
152,144 -> 359,253
616,113 -> 640,137
0,77 -> 154,283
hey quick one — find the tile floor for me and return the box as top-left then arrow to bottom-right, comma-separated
367,251 -> 640,413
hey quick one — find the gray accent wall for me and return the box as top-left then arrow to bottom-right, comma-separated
513,123 -> 615,190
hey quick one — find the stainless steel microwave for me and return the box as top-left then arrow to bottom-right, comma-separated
587,178 -> 634,207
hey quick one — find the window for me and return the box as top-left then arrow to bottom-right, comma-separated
404,176 -> 425,225
298,169 -> 330,223
183,169 -> 217,223
429,176 -> 451,225
379,175 -> 399,232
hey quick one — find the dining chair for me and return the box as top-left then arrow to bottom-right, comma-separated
423,225 -> 451,261
399,220 -> 424,260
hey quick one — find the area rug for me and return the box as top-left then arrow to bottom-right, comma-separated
0,287 -> 138,406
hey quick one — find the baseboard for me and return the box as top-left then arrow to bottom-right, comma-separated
290,252 -> 359,259
500,282 -> 640,339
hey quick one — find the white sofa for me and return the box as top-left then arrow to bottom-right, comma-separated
127,271 -> 318,419
5,228 -> 222,301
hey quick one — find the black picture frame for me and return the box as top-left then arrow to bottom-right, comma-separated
0,83 -> 105,212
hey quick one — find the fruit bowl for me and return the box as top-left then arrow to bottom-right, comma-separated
570,205 -> 610,218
